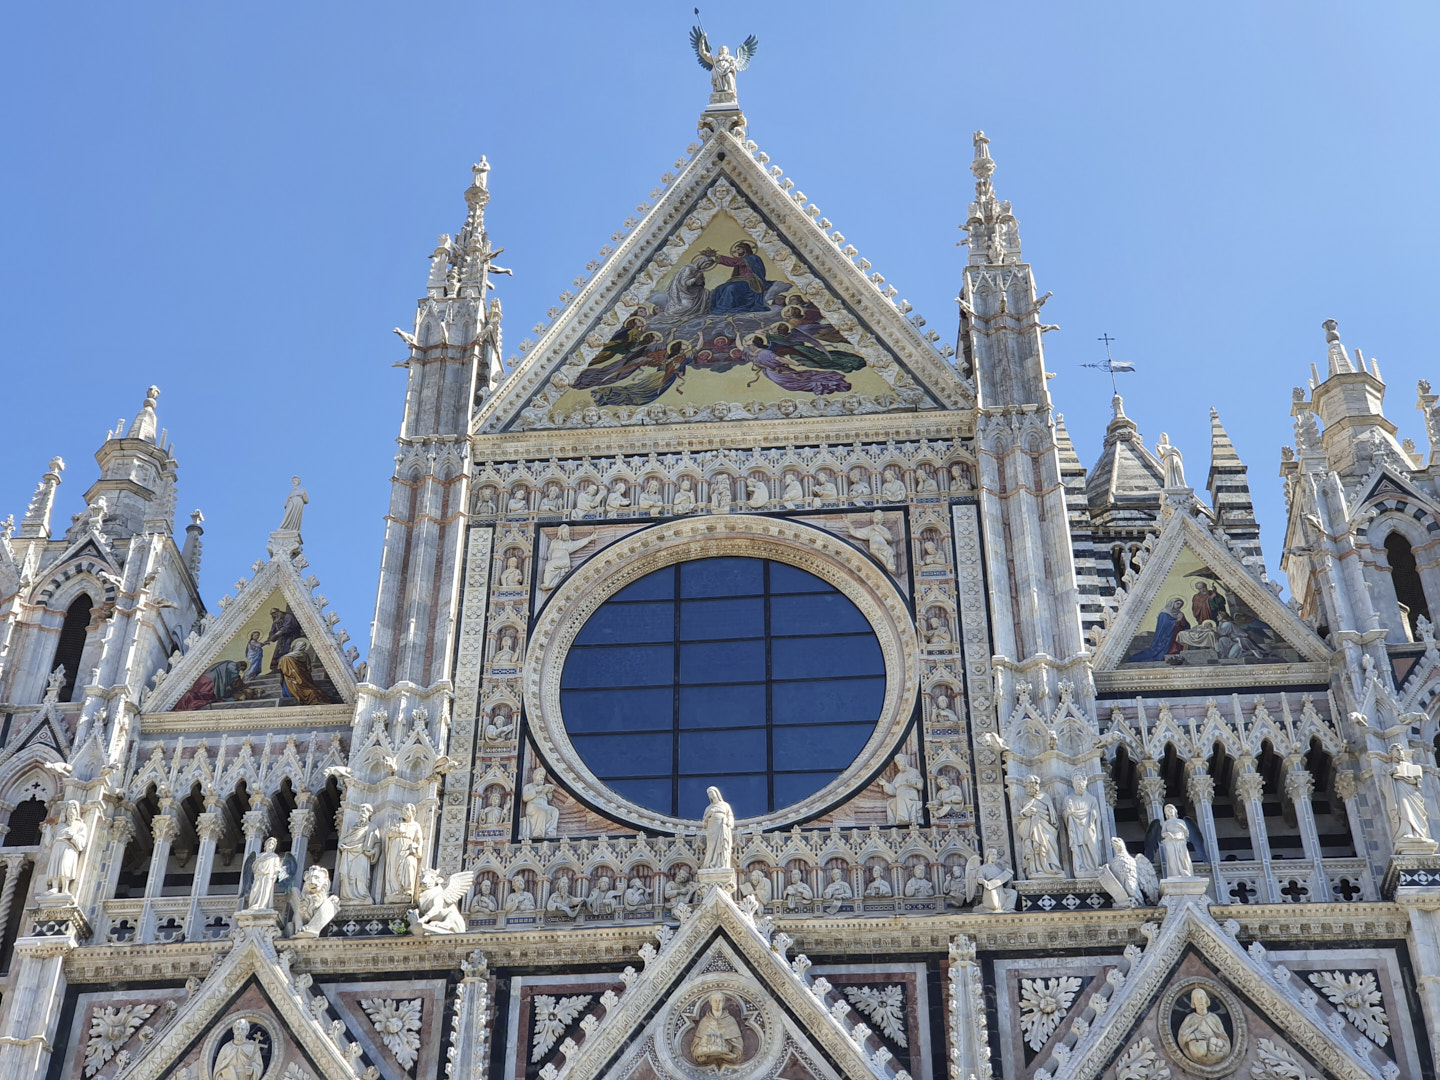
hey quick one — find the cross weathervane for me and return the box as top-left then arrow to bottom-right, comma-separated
1080,333 -> 1135,395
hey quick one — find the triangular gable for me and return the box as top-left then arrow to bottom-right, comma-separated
1359,468 -> 1423,507
121,918 -> 370,1080
1038,890 -> 1389,1080
476,124 -> 972,434
1093,510 -> 1329,684
144,553 -> 357,714
544,887 -> 896,1080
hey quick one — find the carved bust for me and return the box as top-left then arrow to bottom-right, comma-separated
689,992 -> 743,1066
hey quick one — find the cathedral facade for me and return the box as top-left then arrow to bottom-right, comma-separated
0,54 -> 1435,1080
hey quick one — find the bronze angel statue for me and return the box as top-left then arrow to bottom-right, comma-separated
689,24 -> 758,105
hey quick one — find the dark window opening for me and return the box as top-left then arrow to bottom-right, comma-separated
4,798 -> 46,847
560,557 -> 886,819
50,595 -> 94,702
1385,532 -> 1430,640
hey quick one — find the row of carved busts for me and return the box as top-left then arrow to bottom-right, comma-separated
473,461 -> 976,519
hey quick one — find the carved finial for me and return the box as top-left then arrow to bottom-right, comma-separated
971,130 -> 995,184
129,385 -> 161,443
1322,318 -> 1354,376
1111,394 -> 1128,421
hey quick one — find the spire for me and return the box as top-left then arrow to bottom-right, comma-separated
19,457 -> 64,538
1206,407 -> 1260,546
87,385 -> 178,540
963,131 -> 1020,266
181,509 -> 205,579
128,385 -> 161,443
1085,395 -> 1165,511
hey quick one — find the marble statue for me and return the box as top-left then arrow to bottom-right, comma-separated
1156,433 -> 1186,489
689,26 -> 758,105
245,836 -> 288,912
42,799 -> 87,896
507,485 -> 529,513
921,540 -> 944,565
492,632 -> 518,663
822,868 -> 853,913
212,1019 -> 264,1080
607,479 -> 631,515
478,790 -> 509,826
623,877 -> 652,910
865,865 -> 893,897
745,477 -> 769,509
521,767 -> 560,840
539,483 -> 563,513
500,557 -> 524,586
586,875 -> 620,916
336,804 -> 378,904
810,471 -> 838,505
483,706 -> 515,742
638,478 -> 664,513
1062,774 -> 1104,875
690,991 -> 743,1066
848,510 -> 897,573
473,878 -> 498,913
929,774 -> 967,819
712,479 -> 733,512
848,466 -> 873,505
700,785 -> 735,870
880,468 -> 907,502
1176,988 -> 1230,1065
279,476 -> 308,532
292,864 -> 339,938
740,869 -> 772,908
539,524 -> 594,591
383,803 -> 424,904
964,851 -> 1018,913
1017,776 -> 1064,878
664,866 -> 697,912
1160,803 -> 1195,878
573,481 -> 606,518
673,477 -> 696,514
409,869 -> 473,935
781,472 -> 804,506
1099,838 -> 1159,908
504,875 -> 535,912
882,753 -> 924,825
1389,743 -> 1432,842
783,868 -> 813,909
546,875 -> 583,919
903,863 -> 935,898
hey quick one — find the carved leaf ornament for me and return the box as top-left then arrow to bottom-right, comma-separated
1017,976 -> 1080,1051
843,985 -> 907,1046
531,994 -> 593,1062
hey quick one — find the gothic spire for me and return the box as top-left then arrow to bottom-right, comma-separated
964,130 -> 1020,266
1322,318 -> 1355,377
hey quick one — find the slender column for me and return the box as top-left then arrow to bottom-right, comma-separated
1283,758 -> 1329,902
0,855 -> 28,947
1097,773 -> 1119,852
1234,762 -> 1275,903
1137,762 -> 1166,829
140,810 -> 179,943
100,814 -> 135,904
1333,768 -> 1369,877
288,795 -> 315,878
184,810 -> 225,941
1185,762 -> 1223,899
0,930 -> 74,1079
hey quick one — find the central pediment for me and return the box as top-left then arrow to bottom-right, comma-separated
475,124 -> 972,435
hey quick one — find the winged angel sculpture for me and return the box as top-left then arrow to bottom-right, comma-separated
690,24 -> 758,106
408,868 -> 475,935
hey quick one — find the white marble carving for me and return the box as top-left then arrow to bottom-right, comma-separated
521,768 -> 560,840
1160,803 -> 1194,878
410,869 -> 473,934
848,510 -> 897,573
700,786 -> 734,869
291,865 -> 339,938
43,799 -> 88,895
359,998 -> 423,1071
882,753 -> 924,825
539,524 -> 594,591
844,985 -> 906,1046
531,995 -> 593,1062
84,1003 -> 157,1077
1017,776 -> 1063,878
1114,1036 -> 1171,1080
383,803 -> 425,903
1307,970 -> 1389,1046
336,804 -> 379,904
1062,774 -> 1103,875
1017,976 -> 1080,1051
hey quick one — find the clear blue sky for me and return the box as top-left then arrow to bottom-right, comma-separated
3,3 -> 1437,652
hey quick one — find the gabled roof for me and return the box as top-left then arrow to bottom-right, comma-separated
474,116 -> 972,436
142,544 -> 358,714
542,886 -> 904,1080
1039,887 -> 1389,1080
1091,505 -> 1329,688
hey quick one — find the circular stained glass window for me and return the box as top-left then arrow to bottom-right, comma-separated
559,556 -> 886,820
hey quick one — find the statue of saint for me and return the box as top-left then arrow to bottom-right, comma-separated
690,992 -> 744,1066
521,768 -> 560,840
848,510 -> 898,573
1017,776 -> 1063,878
43,800 -> 87,895
688,28 -> 758,106
1175,987 -> 1230,1065
1062,774 -> 1103,875
1160,803 -> 1195,878
1156,434 -> 1186,489
700,786 -> 734,870
1389,743 -> 1432,842
336,804 -> 379,904
279,476 -> 308,532
882,754 -> 924,825
539,524 -> 594,591
382,803 -> 424,904
245,837 -> 287,911
212,1019 -> 264,1080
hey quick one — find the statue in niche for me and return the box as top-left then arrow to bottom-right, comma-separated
740,869 -> 772,908
665,866 -> 697,912
712,478 -> 733,513
336,803 -> 379,904
478,789 -> 509,826
212,1019 -> 265,1080
810,470 -> 838,506
1389,743 -> 1432,843
409,869 -> 473,935
473,878 -> 499,913
241,837 -> 293,912
279,476 -> 308,532
491,632 -> 518,664
587,875 -> 621,916
483,706 -> 515,742
638,478 -> 665,513
880,467 -> 907,502
291,864 -> 339,938
700,786 -> 734,870
822,868 -> 853,913
1174,987 -> 1231,1066
689,991 -> 744,1066
1017,775 -> 1064,878
504,874 -> 535,912
929,774 -> 967,819
865,865 -> 893,897
539,524 -> 594,591
673,477 -> 697,514
607,479 -> 631,516
1160,803 -> 1195,878
499,556 -> 524,586
848,510 -> 897,573
521,768 -> 560,840
745,477 -> 770,509
903,864 -> 935,898
42,800 -> 87,896
848,467 -> 873,505
1062,774 -> 1104,875
573,480 -> 606,518
507,485 -> 530,514
783,869 -> 813,909
921,539 -> 945,566
923,614 -> 952,645
546,875 -> 583,919
382,804 -> 424,903
931,692 -> 959,727
623,876 -> 652,909
881,753 -> 924,825
916,468 -> 939,493
781,472 -> 804,507
539,483 -> 564,514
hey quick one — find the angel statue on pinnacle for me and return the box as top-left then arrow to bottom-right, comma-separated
690,15 -> 758,107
